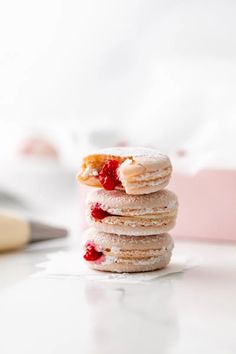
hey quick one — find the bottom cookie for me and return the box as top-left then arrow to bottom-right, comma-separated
82,228 -> 174,273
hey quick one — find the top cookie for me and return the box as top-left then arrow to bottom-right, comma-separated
77,147 -> 172,195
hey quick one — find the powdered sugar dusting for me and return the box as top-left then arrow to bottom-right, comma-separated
98,147 -> 168,159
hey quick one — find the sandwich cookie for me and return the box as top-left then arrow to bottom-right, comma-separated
87,189 -> 178,236
77,147 -> 172,194
83,228 -> 174,273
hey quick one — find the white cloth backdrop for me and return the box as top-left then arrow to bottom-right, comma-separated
0,0 -> 236,169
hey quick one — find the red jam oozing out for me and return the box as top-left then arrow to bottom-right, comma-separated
91,203 -> 111,220
83,242 -> 103,262
98,159 -> 120,190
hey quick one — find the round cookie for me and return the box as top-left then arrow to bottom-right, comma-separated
86,189 -> 178,236
77,147 -> 172,195
83,228 -> 174,273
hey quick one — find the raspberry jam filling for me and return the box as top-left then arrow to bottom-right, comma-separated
98,159 -> 120,190
91,203 -> 111,220
83,242 -> 103,262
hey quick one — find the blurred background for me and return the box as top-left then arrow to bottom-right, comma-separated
0,0 -> 236,242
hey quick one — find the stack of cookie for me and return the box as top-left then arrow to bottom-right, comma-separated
77,148 -> 178,273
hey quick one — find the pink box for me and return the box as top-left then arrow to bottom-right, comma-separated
169,169 -> 236,242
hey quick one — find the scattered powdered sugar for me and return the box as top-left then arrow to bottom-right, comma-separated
98,147 -> 166,159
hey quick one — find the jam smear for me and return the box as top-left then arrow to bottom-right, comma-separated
91,203 -> 111,220
83,242 -> 103,262
98,159 -> 120,190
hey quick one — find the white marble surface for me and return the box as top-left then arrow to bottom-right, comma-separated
0,238 -> 235,354
0,161 -> 235,353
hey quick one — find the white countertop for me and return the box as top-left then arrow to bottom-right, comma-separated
0,237 -> 235,354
